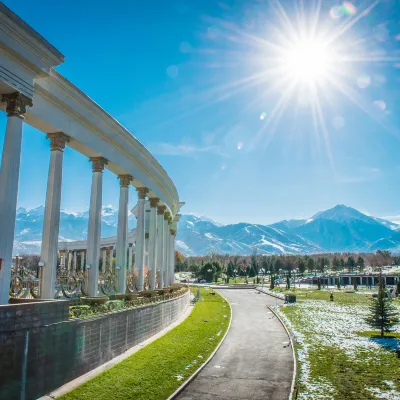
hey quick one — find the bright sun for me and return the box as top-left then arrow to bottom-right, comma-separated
282,39 -> 333,84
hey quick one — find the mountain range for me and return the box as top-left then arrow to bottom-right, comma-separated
12,204 -> 400,256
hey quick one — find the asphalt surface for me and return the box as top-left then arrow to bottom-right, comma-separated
175,289 -> 293,400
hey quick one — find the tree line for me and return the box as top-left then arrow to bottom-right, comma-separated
175,250 -> 399,282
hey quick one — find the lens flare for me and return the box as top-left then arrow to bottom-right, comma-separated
341,2 -> 357,17
260,112 -> 266,120
373,100 -> 386,111
357,75 -> 371,89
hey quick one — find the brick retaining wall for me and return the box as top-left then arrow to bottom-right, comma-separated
0,291 -> 190,400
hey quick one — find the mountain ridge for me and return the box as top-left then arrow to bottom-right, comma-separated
12,204 -> 400,256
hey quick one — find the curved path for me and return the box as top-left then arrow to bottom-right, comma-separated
176,289 -> 293,400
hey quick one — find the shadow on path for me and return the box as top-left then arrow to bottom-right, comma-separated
175,289 -> 293,400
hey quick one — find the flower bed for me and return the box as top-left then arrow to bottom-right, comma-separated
69,286 -> 188,319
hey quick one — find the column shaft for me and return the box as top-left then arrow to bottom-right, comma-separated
156,206 -> 165,288
0,93 -> 31,304
163,217 -> 169,286
0,115 -> 24,304
135,188 -> 148,291
128,244 -> 133,272
73,251 -> 77,272
116,175 -> 131,293
39,132 -> 69,298
170,230 -> 176,285
86,157 -> 107,296
80,251 -> 85,270
148,198 -> 158,290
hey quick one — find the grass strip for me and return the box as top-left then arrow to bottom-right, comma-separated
60,288 -> 230,400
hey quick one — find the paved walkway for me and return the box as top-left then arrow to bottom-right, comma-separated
176,289 -> 293,400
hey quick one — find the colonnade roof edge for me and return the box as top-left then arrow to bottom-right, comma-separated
0,3 -> 182,217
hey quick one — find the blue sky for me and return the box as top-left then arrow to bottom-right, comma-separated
2,0 -> 400,225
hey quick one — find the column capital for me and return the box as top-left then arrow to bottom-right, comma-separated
170,229 -> 176,236
145,233 -> 149,239
2,92 -> 32,118
47,132 -> 70,152
129,243 -> 133,247
137,187 -> 149,199
89,157 -> 108,172
164,211 -> 171,221
149,197 -> 159,208
157,205 -> 166,215
118,174 -> 133,187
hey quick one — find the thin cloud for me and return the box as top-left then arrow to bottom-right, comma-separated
149,142 -> 226,157
335,167 -> 381,184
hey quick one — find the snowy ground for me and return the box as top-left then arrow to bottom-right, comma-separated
273,295 -> 400,399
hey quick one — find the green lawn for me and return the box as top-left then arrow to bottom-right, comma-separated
278,289 -> 400,399
60,288 -> 230,400
271,286 -> 375,305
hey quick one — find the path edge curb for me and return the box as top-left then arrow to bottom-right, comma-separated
167,289 -> 233,400
268,304 -> 298,400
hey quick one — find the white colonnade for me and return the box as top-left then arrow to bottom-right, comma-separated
0,4 -> 183,303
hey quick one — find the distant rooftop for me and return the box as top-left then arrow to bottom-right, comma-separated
0,2 -> 65,63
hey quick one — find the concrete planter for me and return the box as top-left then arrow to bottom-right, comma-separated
139,291 -> 158,298
81,296 -> 109,305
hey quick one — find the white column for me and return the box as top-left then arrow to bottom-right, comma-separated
135,187 -> 148,291
145,232 -> 149,286
39,132 -> 69,298
80,251 -> 85,270
102,248 -> 107,273
0,93 -> 32,304
73,251 -> 77,271
128,243 -> 133,271
148,198 -> 158,290
163,212 -> 170,286
156,205 -> 165,288
170,228 -> 176,285
86,157 -> 107,296
116,175 -> 132,293
67,251 -> 72,270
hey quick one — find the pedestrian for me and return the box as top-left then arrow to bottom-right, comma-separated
330,291 -> 334,302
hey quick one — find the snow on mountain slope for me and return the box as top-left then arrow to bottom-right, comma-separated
13,204 -> 400,256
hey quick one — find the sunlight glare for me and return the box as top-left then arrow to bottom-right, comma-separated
282,39 -> 333,83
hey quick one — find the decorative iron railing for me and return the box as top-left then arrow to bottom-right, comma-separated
9,261 -> 40,299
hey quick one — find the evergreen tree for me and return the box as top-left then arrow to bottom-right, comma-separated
317,257 -> 326,273
298,258 -> 306,275
306,258 -> 315,275
286,274 -> 290,290
339,258 -> 345,272
397,279 -> 400,297
332,256 -> 340,272
226,261 -> 235,278
347,256 -> 355,273
357,256 -> 365,273
337,277 -> 341,289
270,271 -> 275,290
365,274 -> 399,337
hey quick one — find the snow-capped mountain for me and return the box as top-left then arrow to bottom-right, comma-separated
175,205 -> 400,256
12,204 -> 400,256
13,206 -> 136,255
